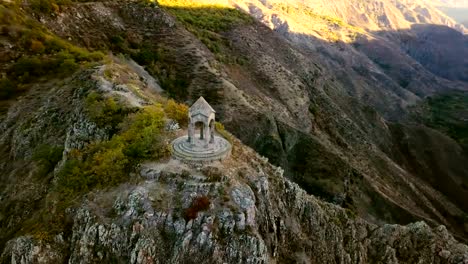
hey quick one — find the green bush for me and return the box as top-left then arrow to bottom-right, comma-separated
9,56 -> 44,82
56,159 -> 90,196
60,58 -> 79,73
9,52 -> 83,83
29,0 -> 59,14
0,4 -> 18,25
215,121 -> 232,143
33,144 -> 64,172
30,39 -> 45,53
56,104 -> 169,198
164,99 -> 189,126
43,37 -> 67,53
109,35 -> 128,52
133,48 -> 159,65
85,91 -> 134,132
120,104 -> 168,160
0,78 -> 16,100
5,42 -> 103,94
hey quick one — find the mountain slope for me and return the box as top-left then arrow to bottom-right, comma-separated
16,0 -> 468,238
0,55 -> 467,264
0,0 -> 468,256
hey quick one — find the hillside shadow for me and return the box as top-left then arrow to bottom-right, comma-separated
157,5 -> 468,240
267,21 -> 468,240
367,24 -> 468,82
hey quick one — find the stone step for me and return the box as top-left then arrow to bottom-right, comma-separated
171,135 -> 232,162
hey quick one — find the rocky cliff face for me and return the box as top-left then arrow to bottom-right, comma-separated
2,115 -> 468,263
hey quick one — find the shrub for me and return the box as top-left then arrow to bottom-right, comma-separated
32,144 -> 64,175
109,35 -> 127,52
29,0 -> 59,14
417,92 -> 468,153
184,196 -> 211,221
215,121 -> 232,143
1,1 -> 104,100
10,56 -> 44,82
44,37 -> 67,53
164,99 -> 188,126
30,39 -> 45,53
60,58 -> 79,73
133,48 -> 159,65
87,142 -> 130,186
0,78 -> 16,100
56,103 -> 169,198
8,48 -> 100,86
55,159 -> 89,196
120,105 -> 168,160
158,0 -> 253,32
85,91 -> 133,132
0,5 -> 17,25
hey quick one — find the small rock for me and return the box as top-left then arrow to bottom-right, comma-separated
439,250 -> 451,259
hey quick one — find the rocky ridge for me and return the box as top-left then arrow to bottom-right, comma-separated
2,134 -> 468,263
0,54 -> 466,263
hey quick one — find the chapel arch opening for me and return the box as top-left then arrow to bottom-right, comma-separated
195,121 -> 205,140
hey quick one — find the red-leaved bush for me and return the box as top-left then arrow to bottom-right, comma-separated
184,196 -> 211,221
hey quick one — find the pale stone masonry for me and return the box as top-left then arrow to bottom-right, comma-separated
187,96 -> 216,144
172,97 -> 231,162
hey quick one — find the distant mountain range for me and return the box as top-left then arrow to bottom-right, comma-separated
428,0 -> 468,25
430,0 -> 468,7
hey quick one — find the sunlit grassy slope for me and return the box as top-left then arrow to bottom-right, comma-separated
158,0 -> 253,62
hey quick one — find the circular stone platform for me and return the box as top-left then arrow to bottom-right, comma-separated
171,135 -> 232,162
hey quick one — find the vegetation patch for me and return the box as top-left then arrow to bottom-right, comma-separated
0,3 -> 104,100
158,0 -> 253,63
20,95 -> 184,240
271,2 -> 363,39
158,0 -> 253,32
124,44 -> 190,99
413,91 -> 468,153
56,103 -> 169,198
32,144 -> 64,177
164,99 -> 189,126
85,91 -> 136,133
215,122 -> 232,143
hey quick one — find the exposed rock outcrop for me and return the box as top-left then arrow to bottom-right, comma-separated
2,146 -> 468,263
